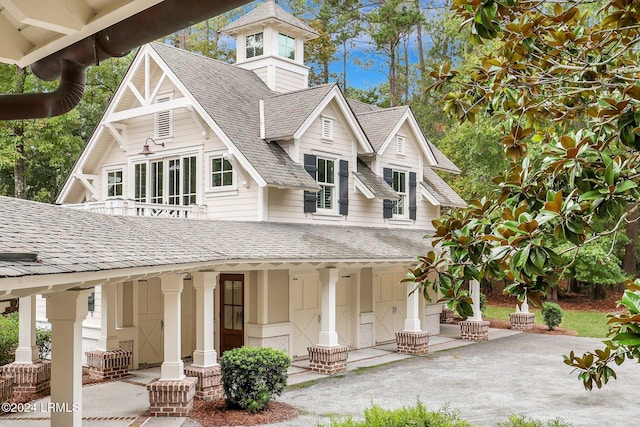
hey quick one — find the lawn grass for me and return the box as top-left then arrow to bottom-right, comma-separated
483,305 -> 611,338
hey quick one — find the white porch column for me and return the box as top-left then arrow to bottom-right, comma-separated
15,295 -> 39,363
403,282 -> 422,332
45,289 -> 92,427
469,279 -> 483,321
160,274 -> 185,381
191,272 -> 218,367
459,279 -> 490,341
318,268 -> 339,347
95,284 -> 119,351
256,270 -> 269,325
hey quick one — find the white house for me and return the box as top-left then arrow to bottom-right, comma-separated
0,1 -> 469,423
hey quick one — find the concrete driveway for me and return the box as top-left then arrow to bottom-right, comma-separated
274,333 -> 640,427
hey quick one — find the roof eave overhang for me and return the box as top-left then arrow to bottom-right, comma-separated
0,257 -> 424,296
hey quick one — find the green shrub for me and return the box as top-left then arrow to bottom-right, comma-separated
0,313 -> 53,365
36,327 -> 52,360
328,402 -> 473,426
0,313 -> 19,365
498,414 -> 572,426
542,302 -> 563,330
220,346 -> 290,413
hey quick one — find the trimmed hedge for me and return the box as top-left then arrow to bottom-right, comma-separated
220,346 -> 290,413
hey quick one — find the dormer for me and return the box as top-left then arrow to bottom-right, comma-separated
220,0 -> 319,93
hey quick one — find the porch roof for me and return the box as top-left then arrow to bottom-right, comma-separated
0,196 -> 432,281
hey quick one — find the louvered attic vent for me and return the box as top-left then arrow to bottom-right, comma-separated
155,94 -> 172,139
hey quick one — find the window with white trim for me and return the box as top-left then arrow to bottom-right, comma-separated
134,163 -> 146,202
211,156 -> 234,188
396,135 -> 406,155
155,94 -> 173,140
392,170 -> 407,217
321,117 -> 333,141
107,170 -> 123,198
316,157 -> 336,211
134,156 -> 197,205
246,32 -> 264,58
279,33 -> 295,60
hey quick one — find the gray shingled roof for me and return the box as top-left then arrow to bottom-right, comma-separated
347,98 -> 380,114
150,43 -> 319,191
354,160 -> 400,200
355,107 -> 408,151
264,84 -> 335,140
428,142 -> 461,174
422,168 -> 467,208
220,0 -> 318,37
0,197 -> 432,279
346,98 -> 461,174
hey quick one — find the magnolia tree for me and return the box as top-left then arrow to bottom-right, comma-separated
411,0 -> 640,390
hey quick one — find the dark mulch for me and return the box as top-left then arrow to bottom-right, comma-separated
189,399 -> 298,426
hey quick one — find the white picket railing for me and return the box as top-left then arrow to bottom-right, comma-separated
62,199 -> 206,219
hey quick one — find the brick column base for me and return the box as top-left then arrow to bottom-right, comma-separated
307,345 -> 349,375
147,377 -> 197,417
460,320 -> 490,341
85,349 -> 132,380
184,365 -> 222,401
0,376 -> 13,403
440,308 -> 455,324
395,331 -> 429,355
509,312 -> 536,331
1,361 -> 50,398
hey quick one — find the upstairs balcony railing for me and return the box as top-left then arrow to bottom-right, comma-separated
62,199 -> 206,219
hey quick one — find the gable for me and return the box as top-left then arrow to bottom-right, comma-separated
376,109 -> 437,166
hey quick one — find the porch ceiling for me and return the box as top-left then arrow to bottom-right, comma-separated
0,0 -> 165,68
0,196 -> 433,296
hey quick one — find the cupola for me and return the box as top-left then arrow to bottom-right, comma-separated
220,0 -> 319,93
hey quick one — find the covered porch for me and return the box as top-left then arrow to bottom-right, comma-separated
0,196 -> 447,427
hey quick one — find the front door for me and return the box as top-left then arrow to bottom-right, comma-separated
220,274 -> 244,353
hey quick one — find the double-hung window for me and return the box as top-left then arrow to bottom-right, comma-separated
107,170 -> 123,198
316,157 -> 336,211
304,154 -> 349,216
211,156 -> 234,188
246,32 -> 264,58
134,156 -> 197,205
392,170 -> 407,217
383,167 -> 417,220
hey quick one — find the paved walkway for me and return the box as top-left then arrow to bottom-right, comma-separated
2,326 -> 638,426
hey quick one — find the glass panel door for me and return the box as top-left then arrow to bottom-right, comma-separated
220,274 -> 244,353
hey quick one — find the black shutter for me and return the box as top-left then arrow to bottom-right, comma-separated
304,154 -> 317,213
409,171 -> 417,220
383,167 -> 393,219
339,160 -> 349,216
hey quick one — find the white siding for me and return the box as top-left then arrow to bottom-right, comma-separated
266,104 -> 439,229
251,66 -> 269,86
203,183 -> 259,220
275,67 -> 306,93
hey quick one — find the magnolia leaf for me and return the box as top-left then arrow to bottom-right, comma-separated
620,290 -> 640,315
611,332 -> 640,347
